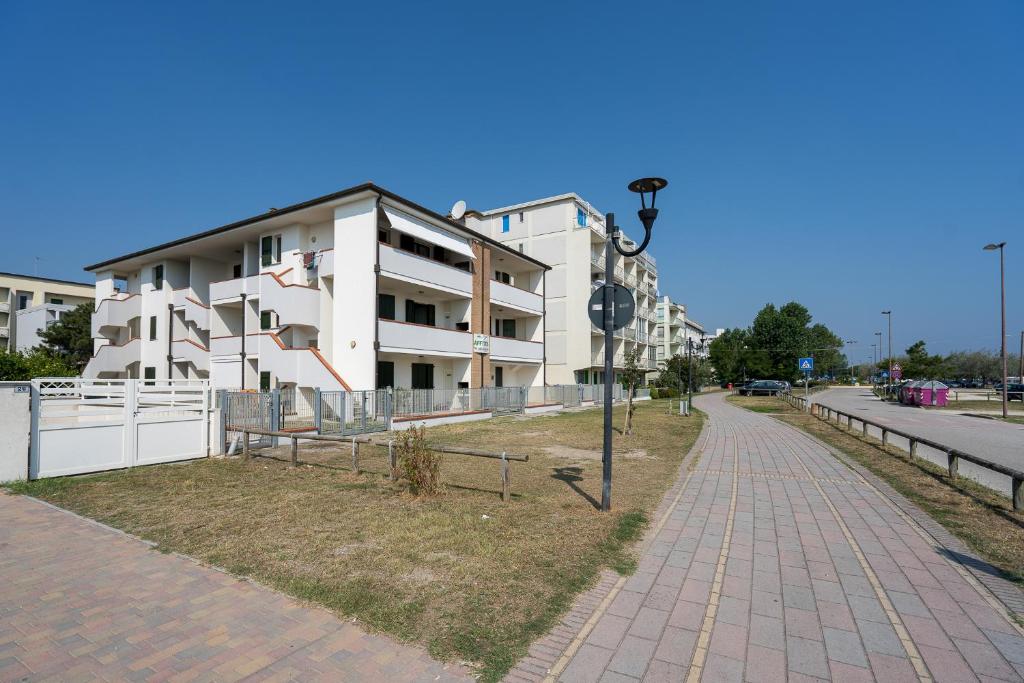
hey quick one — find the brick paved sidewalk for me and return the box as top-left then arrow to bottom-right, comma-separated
511,392 -> 1024,682
0,493 -> 470,682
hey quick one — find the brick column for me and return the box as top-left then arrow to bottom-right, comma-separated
470,241 -> 491,389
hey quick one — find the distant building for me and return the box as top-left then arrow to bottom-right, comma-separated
655,296 -> 707,366
15,303 -> 77,352
0,272 -> 94,352
465,193 -> 659,386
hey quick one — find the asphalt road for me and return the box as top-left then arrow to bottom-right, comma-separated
811,388 -> 1024,496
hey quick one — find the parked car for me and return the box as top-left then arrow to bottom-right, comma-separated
739,380 -> 784,396
1006,383 -> 1023,401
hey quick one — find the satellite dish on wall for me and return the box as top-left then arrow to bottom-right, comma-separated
449,200 -> 467,220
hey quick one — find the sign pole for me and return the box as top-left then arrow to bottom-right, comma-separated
601,213 -> 615,512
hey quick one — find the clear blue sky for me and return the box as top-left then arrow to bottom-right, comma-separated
2,1 -> 1021,358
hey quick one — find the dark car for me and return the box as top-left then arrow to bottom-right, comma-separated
1006,383 -> 1024,401
739,380 -> 783,396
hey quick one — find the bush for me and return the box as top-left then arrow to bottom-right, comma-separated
649,387 -> 659,399
657,387 -> 679,399
397,426 -> 442,495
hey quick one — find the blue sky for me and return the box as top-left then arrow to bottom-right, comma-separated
1,1 -> 1021,357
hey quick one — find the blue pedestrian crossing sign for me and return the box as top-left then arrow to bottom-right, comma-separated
798,357 -> 814,372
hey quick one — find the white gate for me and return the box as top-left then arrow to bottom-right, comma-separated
30,379 -> 210,479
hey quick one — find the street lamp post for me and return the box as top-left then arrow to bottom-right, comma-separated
881,312 -> 892,395
984,242 -> 1008,418
600,177 -> 667,512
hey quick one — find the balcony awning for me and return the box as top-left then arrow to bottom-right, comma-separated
381,206 -> 475,259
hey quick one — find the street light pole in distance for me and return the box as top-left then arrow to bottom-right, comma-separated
881,312 -> 892,396
983,242 -> 1008,419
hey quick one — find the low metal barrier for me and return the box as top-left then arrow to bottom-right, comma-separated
811,401 -> 1024,511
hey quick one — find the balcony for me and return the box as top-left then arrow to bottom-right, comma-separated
84,338 -> 140,377
317,249 -> 334,277
173,290 -> 211,330
92,294 -> 141,336
490,280 -> 542,315
591,351 -> 626,368
210,334 -> 260,358
490,336 -> 543,364
379,244 -> 472,298
260,273 -> 320,329
210,275 -> 260,304
0,302 -> 8,313
0,326 -> 8,338
172,339 -> 210,367
259,334 -> 350,391
378,319 -> 472,357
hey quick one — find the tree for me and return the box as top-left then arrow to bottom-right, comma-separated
621,347 -> 646,436
0,348 -> 78,381
37,302 -> 94,371
657,353 -> 714,392
901,341 -> 946,379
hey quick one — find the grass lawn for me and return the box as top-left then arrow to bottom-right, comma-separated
6,399 -> 703,681
939,399 -> 1024,414
725,393 -> 800,414
732,397 -> 1024,587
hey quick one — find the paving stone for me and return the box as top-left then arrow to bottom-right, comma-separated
786,635 -> 830,679
709,622 -> 748,662
627,607 -> 669,642
703,652 -> 745,682
855,619 -> 906,658
744,643 -> 786,682
748,613 -> 785,651
587,614 -> 634,650
823,627 -> 869,668
606,635 -> 658,678
651,626 -> 697,666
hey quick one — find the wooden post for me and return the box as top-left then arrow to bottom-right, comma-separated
500,451 -> 510,503
351,439 -> 359,473
861,421 -> 868,437
881,429 -> 888,447
388,439 -> 397,481
909,439 -> 918,460
1013,477 -> 1023,512
290,435 -> 298,466
242,430 -> 250,460
947,451 -> 958,479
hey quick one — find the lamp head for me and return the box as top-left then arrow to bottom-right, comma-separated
984,242 -> 1005,251
628,177 -> 668,233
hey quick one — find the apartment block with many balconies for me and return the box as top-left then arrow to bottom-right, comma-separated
655,295 -> 707,366
464,194 -> 660,386
0,272 -> 95,352
83,183 -> 548,407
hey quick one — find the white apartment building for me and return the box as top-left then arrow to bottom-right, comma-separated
15,303 -> 77,352
655,296 -> 707,365
83,184 -> 548,406
465,194 -> 659,386
0,272 -> 94,352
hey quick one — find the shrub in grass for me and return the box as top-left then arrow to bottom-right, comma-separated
649,387 -> 659,399
397,426 -> 443,495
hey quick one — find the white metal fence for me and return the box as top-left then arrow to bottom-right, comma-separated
30,379 -> 209,479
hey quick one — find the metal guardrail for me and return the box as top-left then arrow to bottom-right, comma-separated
802,399 -> 1024,511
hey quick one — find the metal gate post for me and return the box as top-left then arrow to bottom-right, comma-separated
270,389 -> 281,447
314,388 -> 322,433
125,379 -> 139,467
216,390 -> 227,454
361,392 -> 368,431
386,388 -> 393,430
28,381 -> 41,480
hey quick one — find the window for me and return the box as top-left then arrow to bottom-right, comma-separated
259,371 -> 271,392
415,242 -> 431,258
494,270 -> 511,285
577,208 -> 586,227
494,366 -> 503,387
233,264 -> 242,279
457,381 -> 469,389
455,322 -> 469,331
501,215 -> 510,233
143,366 -> 156,386
378,293 -> 396,320
260,311 -> 277,330
377,361 -> 394,389
399,234 -> 416,253
50,298 -> 63,305
405,300 -> 435,326
432,245 -> 446,263
16,293 -> 29,310
411,363 -> 434,389
153,265 -> 163,290
149,316 -> 157,341
379,229 -> 391,244
493,318 -> 516,338
261,235 -> 282,266
518,211 -> 524,223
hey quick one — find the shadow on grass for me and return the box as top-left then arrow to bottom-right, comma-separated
551,466 -> 601,511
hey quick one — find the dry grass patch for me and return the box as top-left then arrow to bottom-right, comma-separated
773,412 -> 1024,587
725,394 -> 799,414
7,400 -> 703,681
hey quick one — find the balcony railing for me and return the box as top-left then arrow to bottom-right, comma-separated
490,336 -> 543,363
260,273 -> 320,329
490,280 -> 542,315
83,338 -> 141,378
210,334 -> 260,357
172,339 -> 210,366
591,351 -> 626,367
210,275 -> 261,304
0,302 -> 9,314
92,294 -> 141,336
0,326 -> 8,338
378,319 -> 472,357
379,243 -> 472,297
